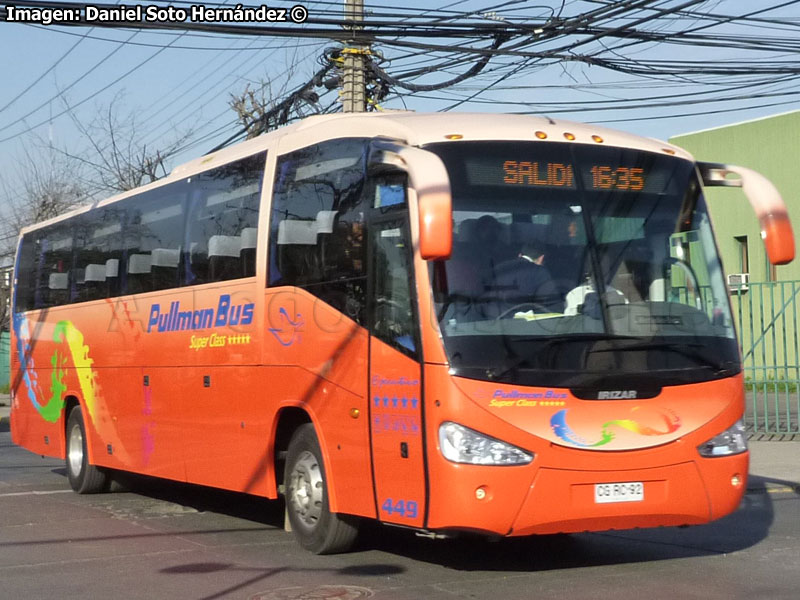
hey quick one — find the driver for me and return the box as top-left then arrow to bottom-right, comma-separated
494,242 -> 564,313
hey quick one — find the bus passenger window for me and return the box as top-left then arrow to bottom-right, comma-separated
31,225 -> 73,309
269,138 -> 369,325
72,209 -> 124,303
185,152 -> 264,284
122,189 -> 185,294
13,235 -> 38,312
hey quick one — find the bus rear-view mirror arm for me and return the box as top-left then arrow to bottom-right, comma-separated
698,162 -> 795,265
368,139 -> 453,260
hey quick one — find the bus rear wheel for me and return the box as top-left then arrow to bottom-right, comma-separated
66,405 -> 109,494
284,424 -> 359,554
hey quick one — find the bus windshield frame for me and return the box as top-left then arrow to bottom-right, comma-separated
425,140 -> 740,391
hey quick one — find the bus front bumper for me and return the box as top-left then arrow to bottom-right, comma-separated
425,452 -> 748,537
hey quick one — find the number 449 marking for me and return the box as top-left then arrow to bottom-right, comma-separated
381,498 -> 418,519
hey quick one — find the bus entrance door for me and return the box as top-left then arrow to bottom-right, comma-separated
368,214 -> 426,528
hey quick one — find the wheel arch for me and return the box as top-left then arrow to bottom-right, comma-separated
62,395 -> 80,454
272,406 -> 313,497
270,402 -> 364,517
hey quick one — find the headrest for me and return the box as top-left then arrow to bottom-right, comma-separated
277,220 -> 317,245
208,235 -> 241,258
128,254 -> 152,274
105,259 -> 119,278
49,273 -> 68,290
151,248 -> 181,268
240,227 -> 258,250
84,264 -> 107,282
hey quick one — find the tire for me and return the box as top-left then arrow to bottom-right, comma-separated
66,405 -> 109,494
284,424 -> 359,554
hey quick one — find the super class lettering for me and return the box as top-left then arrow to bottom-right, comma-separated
147,294 -> 254,333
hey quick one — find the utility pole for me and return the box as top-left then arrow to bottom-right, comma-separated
341,0 -> 367,112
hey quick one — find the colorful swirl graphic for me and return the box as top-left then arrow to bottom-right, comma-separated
14,314 -> 133,463
13,312 -> 63,422
13,316 -> 100,423
550,407 -> 681,448
53,321 -> 101,423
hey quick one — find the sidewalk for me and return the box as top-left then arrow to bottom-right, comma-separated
0,393 -> 8,427
747,439 -> 800,494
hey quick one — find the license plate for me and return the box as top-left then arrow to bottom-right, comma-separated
594,481 -> 644,503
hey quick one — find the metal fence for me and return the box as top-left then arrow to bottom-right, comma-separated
730,280 -> 800,435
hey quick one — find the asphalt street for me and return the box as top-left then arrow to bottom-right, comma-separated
1,400 -> 799,600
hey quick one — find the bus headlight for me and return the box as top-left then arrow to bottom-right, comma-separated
698,419 -> 748,457
439,422 -> 533,465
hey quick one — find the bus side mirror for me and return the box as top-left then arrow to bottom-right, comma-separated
368,139 -> 452,260
699,162 -> 795,265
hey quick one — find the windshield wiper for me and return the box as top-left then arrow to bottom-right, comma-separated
487,335 -> 638,380
486,355 -> 534,381
589,340 -> 735,373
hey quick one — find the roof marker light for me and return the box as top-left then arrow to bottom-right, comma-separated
535,131 -> 548,139
563,132 -> 576,141
592,135 -> 604,143
663,148 -> 676,155
445,134 -> 463,140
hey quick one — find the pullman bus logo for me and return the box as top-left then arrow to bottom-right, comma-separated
147,294 -> 254,333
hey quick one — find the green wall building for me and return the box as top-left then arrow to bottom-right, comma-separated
670,110 -> 800,284
670,111 -> 800,435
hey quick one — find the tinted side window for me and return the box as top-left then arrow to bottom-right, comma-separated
14,234 -> 39,312
18,222 -> 74,310
73,208 -> 124,302
186,152 -> 265,285
14,152 -> 266,310
121,183 -> 188,295
269,139 -> 367,324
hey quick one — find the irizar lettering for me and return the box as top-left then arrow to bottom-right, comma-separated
147,294 -> 254,333
597,390 -> 638,399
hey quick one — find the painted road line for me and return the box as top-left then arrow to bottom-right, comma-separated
0,489 -> 73,497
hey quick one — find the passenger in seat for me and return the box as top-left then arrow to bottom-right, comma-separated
475,215 -> 514,266
494,242 -> 564,313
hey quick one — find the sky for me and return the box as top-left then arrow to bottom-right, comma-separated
0,0 -> 798,206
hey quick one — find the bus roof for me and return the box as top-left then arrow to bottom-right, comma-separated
19,112 -> 694,236
172,111 -> 693,177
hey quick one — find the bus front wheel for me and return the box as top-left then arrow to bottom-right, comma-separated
66,405 -> 109,494
284,424 -> 359,554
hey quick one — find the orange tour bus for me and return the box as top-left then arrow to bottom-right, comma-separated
10,112 -> 795,554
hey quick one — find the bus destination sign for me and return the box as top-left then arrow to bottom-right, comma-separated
501,160 -> 646,191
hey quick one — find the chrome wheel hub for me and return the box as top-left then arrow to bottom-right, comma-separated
68,424 -> 84,477
288,450 -> 323,531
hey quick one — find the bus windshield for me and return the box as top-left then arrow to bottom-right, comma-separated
426,141 -> 739,390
